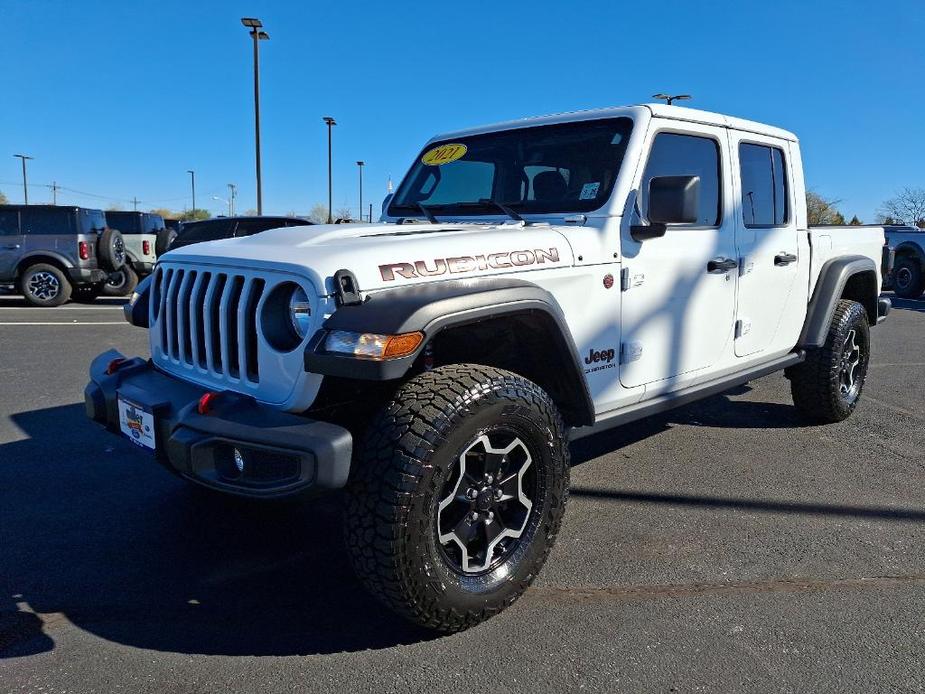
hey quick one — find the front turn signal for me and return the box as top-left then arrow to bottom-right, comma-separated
323,330 -> 424,360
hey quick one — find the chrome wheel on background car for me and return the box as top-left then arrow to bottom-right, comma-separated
28,271 -> 60,302
436,430 -> 536,574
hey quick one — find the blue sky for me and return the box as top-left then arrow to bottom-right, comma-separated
2,0 -> 923,221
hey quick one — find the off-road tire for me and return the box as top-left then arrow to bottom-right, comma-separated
344,364 -> 570,633
101,265 -> 139,297
788,299 -> 870,423
155,228 -> 177,257
892,257 -> 924,299
20,263 -> 72,307
97,228 -> 126,271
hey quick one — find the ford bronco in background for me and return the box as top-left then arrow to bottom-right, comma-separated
85,103 -> 891,632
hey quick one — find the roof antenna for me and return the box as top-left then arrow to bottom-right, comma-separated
652,93 -> 691,106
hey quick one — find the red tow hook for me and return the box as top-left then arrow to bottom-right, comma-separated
197,391 -> 220,416
105,358 -> 127,375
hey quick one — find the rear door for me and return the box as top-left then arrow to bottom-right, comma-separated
619,124 -> 738,389
730,135 -> 801,356
0,208 -> 23,280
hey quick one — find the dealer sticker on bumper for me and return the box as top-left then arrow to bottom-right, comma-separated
118,397 -> 155,450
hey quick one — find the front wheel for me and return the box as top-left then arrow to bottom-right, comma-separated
344,364 -> 570,633
892,257 -> 924,299
788,299 -> 870,423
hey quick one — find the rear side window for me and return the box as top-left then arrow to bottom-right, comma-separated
235,219 -> 289,236
0,210 -> 19,235
179,220 -> 235,243
21,208 -> 74,235
641,133 -> 721,226
106,212 -> 140,234
739,143 -> 789,226
78,209 -> 108,234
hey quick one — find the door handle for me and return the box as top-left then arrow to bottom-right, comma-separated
774,252 -> 797,266
1,244 -> 21,250
707,258 -> 738,274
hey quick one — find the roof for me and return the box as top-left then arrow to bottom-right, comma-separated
428,103 -> 797,144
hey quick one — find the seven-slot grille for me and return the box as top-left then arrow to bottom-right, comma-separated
150,265 -> 266,384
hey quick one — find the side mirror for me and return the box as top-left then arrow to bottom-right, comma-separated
631,175 -> 700,241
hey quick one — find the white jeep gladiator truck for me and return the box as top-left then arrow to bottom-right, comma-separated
86,104 -> 891,632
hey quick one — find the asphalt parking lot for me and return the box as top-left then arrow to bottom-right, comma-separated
1,293 -> 923,693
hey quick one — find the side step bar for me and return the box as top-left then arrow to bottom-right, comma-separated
570,352 -> 805,441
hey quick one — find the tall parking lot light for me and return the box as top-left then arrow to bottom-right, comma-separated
323,116 -> 336,223
14,154 -> 33,205
241,17 -> 269,216
356,161 -> 364,224
187,170 -> 196,212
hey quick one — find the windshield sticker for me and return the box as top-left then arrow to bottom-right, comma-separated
579,182 -> 600,200
421,143 -> 468,166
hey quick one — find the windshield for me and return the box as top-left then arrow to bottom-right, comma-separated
389,117 -> 633,217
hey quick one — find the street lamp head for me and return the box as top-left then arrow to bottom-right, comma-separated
14,154 -> 34,160
257,31 -> 269,40
187,169 -> 194,175
323,116 -> 336,126
357,161 -> 364,167
241,17 -> 262,28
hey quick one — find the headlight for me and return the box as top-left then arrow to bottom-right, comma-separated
288,285 -> 312,339
323,330 -> 424,360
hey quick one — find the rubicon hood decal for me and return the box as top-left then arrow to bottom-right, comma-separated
379,247 -> 561,282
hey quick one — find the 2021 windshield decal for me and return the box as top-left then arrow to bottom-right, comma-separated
379,247 -> 561,281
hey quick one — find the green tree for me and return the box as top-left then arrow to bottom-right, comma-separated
178,208 -> 210,221
148,208 -> 175,219
0,190 -> 8,205
806,191 -> 845,225
848,215 -> 862,225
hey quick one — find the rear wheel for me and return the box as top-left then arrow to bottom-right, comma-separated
344,364 -> 570,632
20,263 -> 72,307
101,265 -> 139,297
892,257 -> 924,299
788,299 -> 870,423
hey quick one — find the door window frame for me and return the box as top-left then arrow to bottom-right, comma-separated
737,139 -> 792,229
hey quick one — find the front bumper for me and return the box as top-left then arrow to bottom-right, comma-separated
67,267 -> 108,285
84,349 -> 352,498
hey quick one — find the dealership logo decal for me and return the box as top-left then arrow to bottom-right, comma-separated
379,247 -> 561,281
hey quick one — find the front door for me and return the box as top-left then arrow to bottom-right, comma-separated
730,134 -> 801,357
620,125 -> 737,390
0,208 -> 23,280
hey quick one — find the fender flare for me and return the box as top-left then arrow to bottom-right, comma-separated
798,255 -> 878,349
16,251 -> 76,275
304,277 -> 595,426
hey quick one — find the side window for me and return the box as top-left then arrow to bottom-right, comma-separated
641,133 -> 721,226
739,143 -> 789,226
21,209 -> 73,235
0,210 -> 19,236
179,221 -> 234,243
236,219 -> 287,236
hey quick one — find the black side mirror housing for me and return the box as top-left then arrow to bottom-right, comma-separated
630,175 -> 701,242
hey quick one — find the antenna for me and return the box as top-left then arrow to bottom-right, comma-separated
652,93 -> 692,106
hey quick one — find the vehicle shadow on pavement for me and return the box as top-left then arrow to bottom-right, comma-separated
0,404 -> 436,659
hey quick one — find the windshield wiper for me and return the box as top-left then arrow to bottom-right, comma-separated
395,201 -> 438,224
477,199 -> 527,223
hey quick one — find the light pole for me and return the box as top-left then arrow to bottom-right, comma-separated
13,154 -> 33,205
212,196 -> 232,216
187,170 -> 196,212
227,183 -> 237,216
356,161 -> 364,223
323,116 -> 336,223
241,18 -> 269,216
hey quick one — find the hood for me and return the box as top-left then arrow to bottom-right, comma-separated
162,221 -> 575,294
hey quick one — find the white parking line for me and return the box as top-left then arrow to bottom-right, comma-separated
0,321 -> 128,326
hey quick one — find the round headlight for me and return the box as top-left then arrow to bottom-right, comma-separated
288,285 -> 312,339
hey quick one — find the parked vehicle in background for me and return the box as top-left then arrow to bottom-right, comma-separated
0,205 -> 125,306
884,225 -> 925,298
167,215 -> 312,251
87,103 -> 890,632
104,211 -> 165,296
157,219 -> 182,257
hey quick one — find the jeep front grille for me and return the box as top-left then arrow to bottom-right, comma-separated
151,266 -> 265,383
